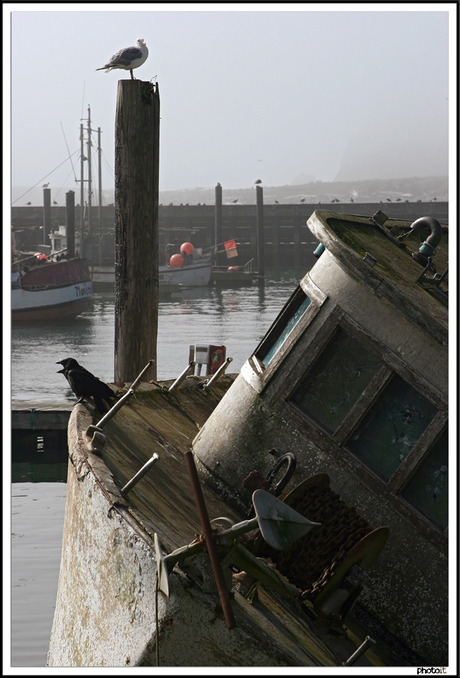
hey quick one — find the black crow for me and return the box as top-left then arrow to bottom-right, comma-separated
56,358 -> 115,414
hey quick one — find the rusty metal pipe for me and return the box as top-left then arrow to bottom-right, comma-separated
183,450 -> 236,629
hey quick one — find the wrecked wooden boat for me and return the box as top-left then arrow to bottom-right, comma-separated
48,209 -> 448,667
194,209 -> 448,666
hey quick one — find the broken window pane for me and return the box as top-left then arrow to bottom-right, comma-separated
400,430 -> 448,530
290,327 -> 383,433
260,292 -> 311,365
346,374 -> 438,480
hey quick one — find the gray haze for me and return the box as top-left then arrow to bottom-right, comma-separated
7,6 -> 451,205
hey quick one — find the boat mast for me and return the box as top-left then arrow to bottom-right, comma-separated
87,106 -> 92,240
80,124 -> 84,234
98,127 -> 102,229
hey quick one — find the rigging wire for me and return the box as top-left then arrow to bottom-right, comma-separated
12,149 -> 80,205
54,166 -> 76,201
101,150 -> 115,180
60,122 -> 78,183
80,80 -> 86,122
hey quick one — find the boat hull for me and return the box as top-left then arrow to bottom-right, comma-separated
90,262 -> 212,288
47,379 -> 349,667
159,261 -> 211,287
12,258 -> 93,322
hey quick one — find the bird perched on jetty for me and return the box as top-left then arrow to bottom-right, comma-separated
56,358 -> 115,414
96,38 -> 148,80
254,179 -> 262,185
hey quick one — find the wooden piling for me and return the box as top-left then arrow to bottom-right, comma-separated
43,188 -> 51,246
65,190 -> 75,259
256,185 -> 265,282
214,183 -> 224,265
272,214 -> 280,271
114,80 -> 160,383
293,221 -> 301,269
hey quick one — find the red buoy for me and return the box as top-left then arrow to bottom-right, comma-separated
170,253 -> 184,267
228,266 -> 239,272
180,242 -> 194,256
34,252 -> 48,263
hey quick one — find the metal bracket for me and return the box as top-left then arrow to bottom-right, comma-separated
86,359 -> 155,450
168,361 -> 196,393
202,357 -> 233,390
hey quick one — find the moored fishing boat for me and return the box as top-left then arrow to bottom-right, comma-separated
12,251 -> 93,322
87,260 -> 212,289
48,210 -> 449,668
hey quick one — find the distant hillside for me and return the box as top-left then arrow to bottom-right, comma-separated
158,176 -> 448,206
12,175 -> 447,207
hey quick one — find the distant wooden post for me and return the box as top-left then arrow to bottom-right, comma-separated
114,80 -> 160,383
65,190 -> 75,259
215,184 -> 223,265
293,219 -> 301,269
272,213 -> 280,272
256,185 -> 265,282
43,188 -> 51,246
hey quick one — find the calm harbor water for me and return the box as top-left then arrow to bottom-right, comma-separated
9,271 -> 303,668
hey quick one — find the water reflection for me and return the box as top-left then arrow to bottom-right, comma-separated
11,271 -> 303,402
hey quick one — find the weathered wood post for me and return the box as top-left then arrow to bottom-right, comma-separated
214,183 -> 223,265
256,185 -> 265,283
43,188 -> 51,246
114,80 -> 160,383
293,219 -> 301,269
65,190 -> 75,259
272,212 -> 280,272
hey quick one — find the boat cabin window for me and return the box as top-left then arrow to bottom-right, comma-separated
256,289 -> 312,366
345,374 -> 438,481
399,429 -> 448,531
290,327 -> 383,433
285,320 -> 446,534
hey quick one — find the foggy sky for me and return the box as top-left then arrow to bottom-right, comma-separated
7,5 -> 451,200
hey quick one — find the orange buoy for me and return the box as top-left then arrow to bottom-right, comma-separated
228,266 -> 239,272
180,242 -> 194,256
170,253 -> 184,267
34,252 -> 48,262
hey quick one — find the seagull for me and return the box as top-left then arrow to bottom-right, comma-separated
25,201 -> 31,205
232,199 -> 238,203
96,38 -> 149,80
300,198 -> 305,203
254,179 -> 262,184
42,183 -> 49,187
53,200 -> 58,205
275,200 -> 279,204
